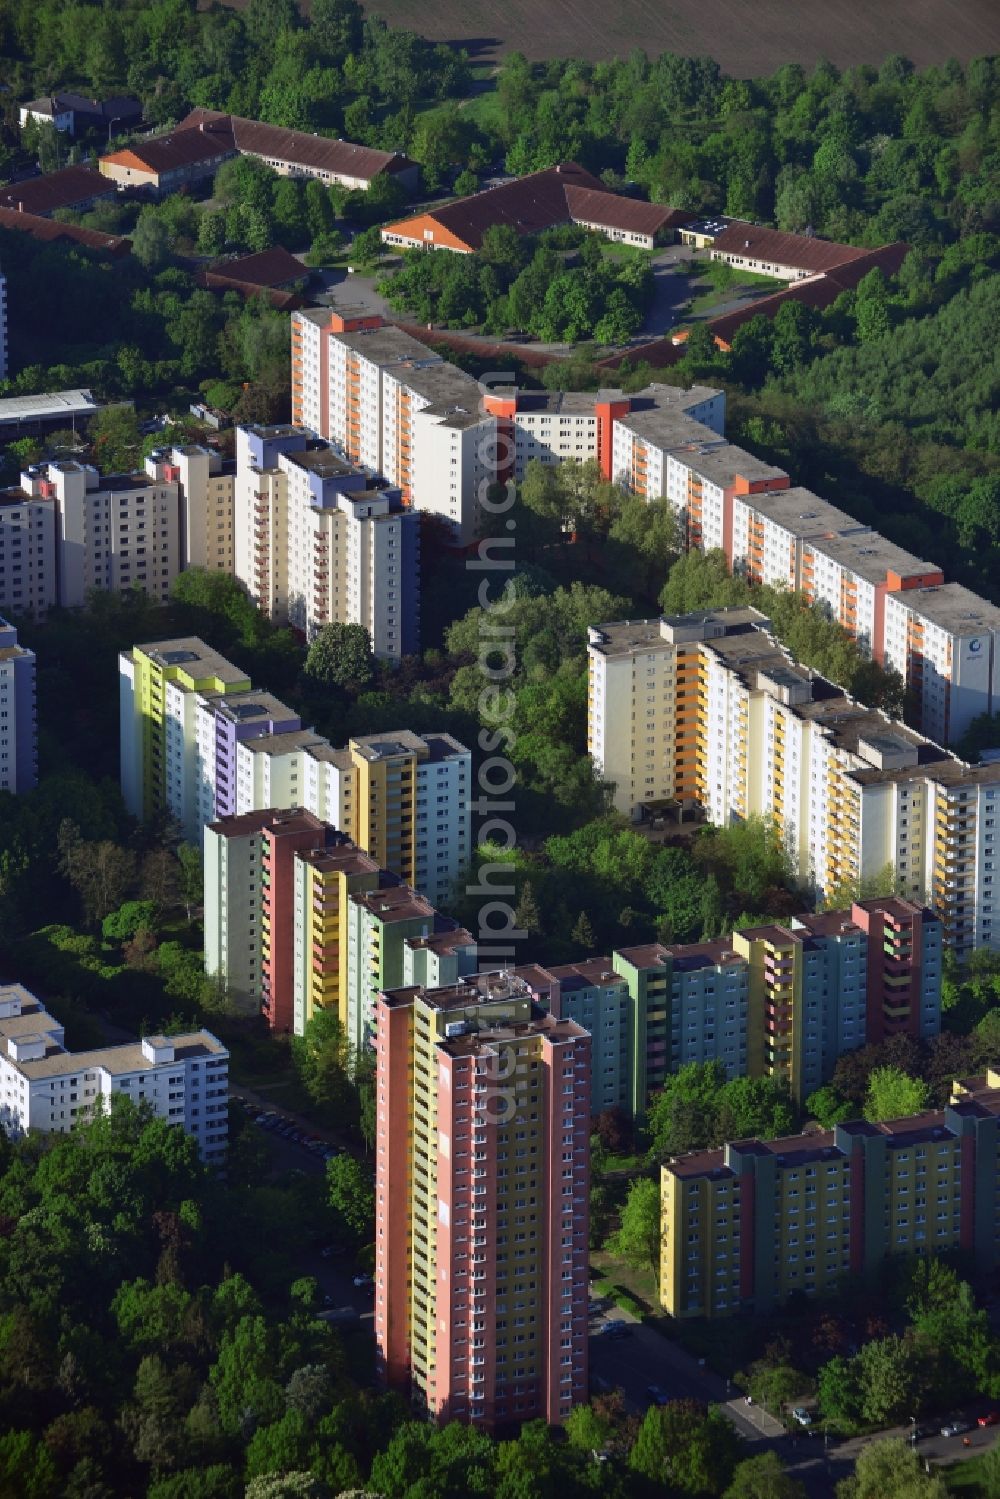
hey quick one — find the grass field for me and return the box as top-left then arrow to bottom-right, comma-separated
351,0 -> 996,75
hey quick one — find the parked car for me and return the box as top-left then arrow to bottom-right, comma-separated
353,1274 -> 374,1289
979,1412 -> 1000,1427
941,1419 -> 973,1437
791,1407 -> 813,1427
602,1321 -> 630,1341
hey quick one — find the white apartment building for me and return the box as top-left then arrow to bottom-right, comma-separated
0,983 -> 228,1159
21,458 -> 180,607
0,477 -> 58,616
233,728 -> 472,909
233,729 -> 330,817
234,425 -> 420,657
0,616 -> 36,794
294,313 -> 732,547
0,445 -> 234,619
728,487 -> 868,590
799,531 -> 943,659
163,444 -> 236,573
588,609 -> 1000,955
319,320 -> 494,545
883,584 -> 1000,748
203,809 -> 270,1014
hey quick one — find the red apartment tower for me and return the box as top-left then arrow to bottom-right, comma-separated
374,972 -> 591,1431
260,809 -> 335,1033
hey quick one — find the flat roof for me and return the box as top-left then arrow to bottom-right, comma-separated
332,324 -> 441,364
440,1012 -> 588,1057
805,529 -> 941,586
886,582 -> 1000,636
135,637 -> 249,685
734,485 -> 866,538
351,885 -> 436,924
0,388 -> 98,424
587,608 -> 769,660
670,441 -> 789,489
207,807 -> 324,838
16,1030 -> 226,1080
405,925 -> 477,955
201,688 -> 298,724
243,729 -> 330,756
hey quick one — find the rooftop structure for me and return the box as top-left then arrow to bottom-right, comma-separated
0,984 -> 228,1159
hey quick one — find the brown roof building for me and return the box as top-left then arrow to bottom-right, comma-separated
0,206 -> 130,256
563,185 -> 696,248
98,125 -> 235,197
710,221 -> 880,281
196,246 -> 308,309
0,164 -> 116,218
176,109 -> 418,192
382,161 -> 606,253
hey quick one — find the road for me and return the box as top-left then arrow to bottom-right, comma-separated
237,1096 -> 1000,1486
587,1288 -> 1000,1495
234,1094 -> 377,1345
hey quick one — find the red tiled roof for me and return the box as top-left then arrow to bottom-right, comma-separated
394,162 -> 606,251
104,127 -> 234,176
707,242 -> 910,346
202,246 -> 306,289
0,206 -> 130,256
176,109 -> 415,184
0,165 -> 113,216
710,222 -> 870,275
564,185 -> 695,237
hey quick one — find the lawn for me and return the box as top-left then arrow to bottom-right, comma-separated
944,1450 -> 998,1493
686,262 -> 786,316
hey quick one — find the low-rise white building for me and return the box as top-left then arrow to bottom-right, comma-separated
0,984 -> 228,1159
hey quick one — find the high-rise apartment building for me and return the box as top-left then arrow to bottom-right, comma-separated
194,688 -> 302,826
120,638 -> 251,837
162,444 -> 237,574
0,616 -> 36,794
508,898 -> 940,1117
0,984 -> 228,1160
204,809 -> 475,1036
122,641 -> 472,902
660,1072 -> 1000,1319
292,312 -> 494,547
883,583 -> 1000,747
292,310 -> 729,546
0,446 -> 234,619
234,727 -> 472,910
374,972 -> 591,1429
588,609 -> 1000,953
727,488 -> 944,658
234,423 -> 420,657
344,884 -> 477,1054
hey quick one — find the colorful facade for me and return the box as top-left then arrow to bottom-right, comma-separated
374,972 -> 591,1430
660,1075 -> 1000,1318
588,609 -> 1000,954
119,638 -> 250,837
204,809 -> 474,1036
508,899 -> 940,1118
